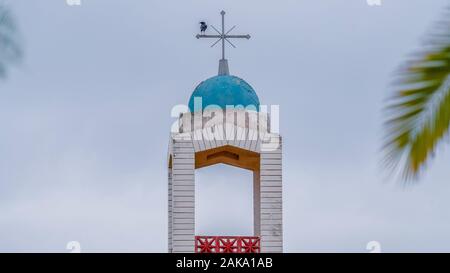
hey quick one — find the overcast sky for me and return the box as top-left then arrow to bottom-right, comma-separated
1,0 -> 450,252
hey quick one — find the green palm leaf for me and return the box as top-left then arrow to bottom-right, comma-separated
0,3 -> 22,79
384,8 -> 450,181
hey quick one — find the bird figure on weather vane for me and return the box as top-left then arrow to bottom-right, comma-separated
199,21 -> 207,34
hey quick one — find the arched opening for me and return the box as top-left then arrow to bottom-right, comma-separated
195,164 -> 254,235
194,145 -> 261,237
193,145 -> 262,253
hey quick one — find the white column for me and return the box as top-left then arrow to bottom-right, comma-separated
259,141 -> 283,253
253,170 -> 261,236
168,166 -> 173,253
171,138 -> 196,253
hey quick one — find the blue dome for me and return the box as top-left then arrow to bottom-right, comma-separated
188,75 -> 260,112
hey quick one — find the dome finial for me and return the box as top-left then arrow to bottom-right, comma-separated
218,59 -> 229,75
196,11 -> 251,76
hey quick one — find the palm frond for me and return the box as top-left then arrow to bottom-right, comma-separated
0,3 -> 22,79
384,8 -> 450,181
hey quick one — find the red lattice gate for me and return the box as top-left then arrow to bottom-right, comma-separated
195,236 -> 260,253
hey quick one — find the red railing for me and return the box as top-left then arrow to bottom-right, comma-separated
195,236 -> 260,253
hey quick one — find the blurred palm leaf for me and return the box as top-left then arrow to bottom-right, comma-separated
384,8 -> 450,181
0,3 -> 22,78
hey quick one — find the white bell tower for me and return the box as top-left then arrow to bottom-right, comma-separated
167,11 -> 283,253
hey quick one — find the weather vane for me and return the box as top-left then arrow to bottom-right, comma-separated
196,11 -> 251,75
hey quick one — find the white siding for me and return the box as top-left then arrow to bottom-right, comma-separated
253,170 -> 261,236
259,141 -> 283,253
168,167 -> 172,253
171,138 -> 195,253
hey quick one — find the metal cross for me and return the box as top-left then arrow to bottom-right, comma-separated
196,10 -> 251,60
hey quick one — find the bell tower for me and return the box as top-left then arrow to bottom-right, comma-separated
168,11 -> 283,253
